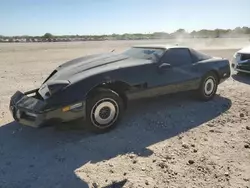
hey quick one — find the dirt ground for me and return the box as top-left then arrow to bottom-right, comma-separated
0,39 -> 250,188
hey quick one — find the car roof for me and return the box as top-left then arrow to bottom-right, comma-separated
132,44 -> 190,50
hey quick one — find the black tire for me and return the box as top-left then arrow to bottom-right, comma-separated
85,88 -> 124,133
197,72 -> 218,101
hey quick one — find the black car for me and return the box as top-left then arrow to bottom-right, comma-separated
9,45 -> 231,133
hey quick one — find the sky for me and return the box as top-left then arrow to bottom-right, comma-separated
1,0 -> 250,36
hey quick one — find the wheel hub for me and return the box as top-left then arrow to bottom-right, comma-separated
91,98 -> 119,128
206,82 -> 212,91
99,106 -> 111,119
204,77 -> 215,96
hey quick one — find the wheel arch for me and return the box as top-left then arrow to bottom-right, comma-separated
205,69 -> 220,83
86,80 -> 132,109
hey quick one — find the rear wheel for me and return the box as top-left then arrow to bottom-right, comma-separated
86,88 -> 124,133
197,72 -> 218,101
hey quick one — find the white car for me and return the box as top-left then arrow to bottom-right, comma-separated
232,45 -> 250,74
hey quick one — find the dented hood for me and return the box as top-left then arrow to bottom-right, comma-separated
43,52 -> 153,84
38,52 -> 153,99
45,53 -> 129,83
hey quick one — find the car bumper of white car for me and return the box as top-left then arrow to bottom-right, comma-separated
231,61 -> 250,74
232,52 -> 250,73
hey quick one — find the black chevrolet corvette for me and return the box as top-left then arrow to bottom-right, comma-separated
10,45 -> 231,133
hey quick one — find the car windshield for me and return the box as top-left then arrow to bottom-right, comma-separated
122,47 -> 165,60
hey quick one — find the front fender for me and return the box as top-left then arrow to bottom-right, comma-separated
44,74 -> 116,109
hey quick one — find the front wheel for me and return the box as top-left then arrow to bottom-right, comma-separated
197,72 -> 218,101
85,88 -> 124,133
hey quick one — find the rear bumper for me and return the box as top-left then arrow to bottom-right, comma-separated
9,90 -> 86,128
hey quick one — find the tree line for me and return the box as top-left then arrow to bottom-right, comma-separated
1,27 -> 250,43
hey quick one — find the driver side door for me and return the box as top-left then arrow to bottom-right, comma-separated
145,48 -> 200,97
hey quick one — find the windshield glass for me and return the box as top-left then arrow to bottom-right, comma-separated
122,47 -> 165,60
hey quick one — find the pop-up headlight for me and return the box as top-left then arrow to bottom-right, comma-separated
47,80 -> 70,95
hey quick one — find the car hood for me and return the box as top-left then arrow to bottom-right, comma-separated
43,52 -> 152,83
238,45 -> 250,54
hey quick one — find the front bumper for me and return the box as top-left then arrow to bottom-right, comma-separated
9,90 -> 86,128
231,58 -> 250,73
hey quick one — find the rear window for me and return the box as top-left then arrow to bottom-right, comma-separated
190,49 -> 212,62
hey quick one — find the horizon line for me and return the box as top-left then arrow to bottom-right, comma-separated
1,26 -> 250,37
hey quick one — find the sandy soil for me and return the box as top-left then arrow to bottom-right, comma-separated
0,39 -> 250,188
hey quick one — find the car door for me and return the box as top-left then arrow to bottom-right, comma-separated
145,48 -> 201,96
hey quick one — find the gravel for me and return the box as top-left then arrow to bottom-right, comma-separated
0,40 -> 250,188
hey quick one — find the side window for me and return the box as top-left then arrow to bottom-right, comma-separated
161,48 -> 193,66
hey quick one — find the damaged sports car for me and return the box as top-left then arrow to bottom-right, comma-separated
10,45 -> 231,133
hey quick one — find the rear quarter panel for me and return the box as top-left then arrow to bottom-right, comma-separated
194,58 -> 231,82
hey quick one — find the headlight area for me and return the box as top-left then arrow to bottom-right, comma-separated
233,52 -> 242,60
47,80 -> 70,95
38,80 -> 70,100
231,52 -> 241,67
233,52 -> 239,58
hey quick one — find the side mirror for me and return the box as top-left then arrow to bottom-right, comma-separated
158,63 -> 171,71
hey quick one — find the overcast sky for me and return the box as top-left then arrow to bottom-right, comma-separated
1,0 -> 250,36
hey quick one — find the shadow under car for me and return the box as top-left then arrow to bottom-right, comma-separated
0,92 -> 232,188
